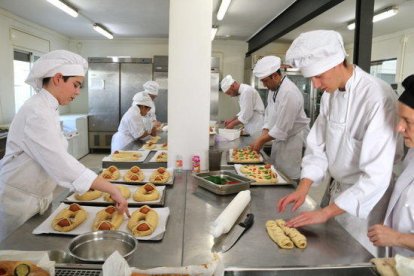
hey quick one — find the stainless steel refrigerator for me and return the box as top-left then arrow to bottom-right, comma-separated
87,57 -> 153,150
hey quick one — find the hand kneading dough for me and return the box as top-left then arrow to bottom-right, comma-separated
133,183 -> 160,202
52,203 -> 87,232
265,220 -> 294,249
128,205 -> 159,237
93,205 -> 124,231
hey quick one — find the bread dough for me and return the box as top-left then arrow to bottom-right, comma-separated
52,203 -> 87,232
148,136 -> 161,143
0,261 -> 49,276
93,205 -> 124,231
74,189 -> 102,201
133,183 -> 160,202
103,185 -> 131,202
111,150 -> 142,161
265,220 -> 294,249
160,143 -> 168,150
143,142 -> 156,150
231,147 -> 261,163
240,164 -> 278,184
100,165 -> 120,180
124,166 -> 145,182
275,219 -> 307,248
149,167 -> 170,184
128,205 -> 159,236
155,152 -> 168,162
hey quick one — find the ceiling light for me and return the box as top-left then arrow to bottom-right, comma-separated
46,0 -> 78,17
217,0 -> 232,21
93,24 -> 114,39
211,26 -> 218,41
347,6 -> 398,30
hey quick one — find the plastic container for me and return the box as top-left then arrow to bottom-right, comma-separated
218,128 -> 241,141
192,155 -> 200,173
175,155 -> 183,173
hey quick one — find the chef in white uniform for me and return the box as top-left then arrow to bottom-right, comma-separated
139,81 -> 161,136
278,30 -> 401,256
220,75 -> 264,137
111,92 -> 153,152
0,50 -> 129,233
250,56 -> 310,180
368,74 -> 414,257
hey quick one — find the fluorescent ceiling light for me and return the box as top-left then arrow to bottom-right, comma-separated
46,0 -> 78,17
93,24 -> 114,39
211,26 -> 218,41
217,0 -> 232,21
347,6 -> 398,30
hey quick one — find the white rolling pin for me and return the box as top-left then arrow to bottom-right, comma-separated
210,190 -> 251,238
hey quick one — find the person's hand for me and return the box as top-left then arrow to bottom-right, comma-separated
153,121 -> 161,128
278,190 -> 307,213
368,224 -> 401,247
224,119 -> 231,127
285,209 -> 330,228
250,139 -> 263,152
110,189 -> 130,218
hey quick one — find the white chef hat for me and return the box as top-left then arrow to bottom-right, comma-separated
25,50 -> 88,91
143,81 -> 159,96
285,30 -> 347,78
220,75 -> 235,92
132,92 -> 153,108
253,56 -> 281,80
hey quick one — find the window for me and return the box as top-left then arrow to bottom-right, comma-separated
13,51 -> 39,113
370,58 -> 397,87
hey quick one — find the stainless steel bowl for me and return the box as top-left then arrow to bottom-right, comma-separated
68,231 -> 137,262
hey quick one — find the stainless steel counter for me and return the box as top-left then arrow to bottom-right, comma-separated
0,134 -> 374,272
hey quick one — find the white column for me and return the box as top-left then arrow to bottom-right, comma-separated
168,0 -> 212,171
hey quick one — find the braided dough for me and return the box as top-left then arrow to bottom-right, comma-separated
101,165 -> 120,180
52,203 -> 87,232
93,205 -> 124,231
266,219 -> 307,249
103,185 -> 131,202
124,166 -> 145,182
111,150 -> 142,161
74,189 -> 102,201
133,183 -> 160,202
149,167 -> 170,184
0,261 -> 49,276
128,205 -> 159,236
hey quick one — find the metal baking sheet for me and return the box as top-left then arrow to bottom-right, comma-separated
33,203 -> 170,241
102,150 -> 150,163
193,170 -> 251,195
234,164 -> 295,185
102,168 -> 174,185
63,184 -> 166,207
148,150 -> 168,163
227,149 -> 265,164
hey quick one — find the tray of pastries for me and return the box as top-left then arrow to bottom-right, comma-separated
227,147 -> 264,164
140,142 -> 168,151
33,203 -> 170,241
149,151 -> 168,163
234,164 -> 294,185
103,150 -> 150,162
64,183 -> 166,207
100,166 -> 174,185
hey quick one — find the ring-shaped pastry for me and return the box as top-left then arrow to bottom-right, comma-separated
103,185 -> 131,202
127,205 -> 159,237
52,203 -> 87,232
133,183 -> 160,202
93,205 -> 124,231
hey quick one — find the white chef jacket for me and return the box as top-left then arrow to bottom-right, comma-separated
0,89 -> 96,229
264,76 -> 310,179
139,91 -> 156,132
301,66 -> 399,219
111,105 -> 146,152
384,148 -> 414,257
236,84 -> 264,135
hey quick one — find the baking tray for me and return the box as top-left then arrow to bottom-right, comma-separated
33,203 -> 170,241
234,164 -> 295,186
63,184 -> 166,207
227,149 -> 265,164
102,150 -> 150,163
193,170 -> 251,195
101,168 -> 174,185
139,143 -> 167,151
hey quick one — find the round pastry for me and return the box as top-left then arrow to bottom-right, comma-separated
124,171 -> 145,182
129,166 -> 141,174
133,183 -> 160,202
103,185 -> 131,202
52,203 -> 87,232
127,205 -> 159,237
149,167 -> 170,184
74,189 -> 102,201
92,205 -> 124,231
100,170 -> 114,180
106,165 -> 120,179
0,261 -> 50,276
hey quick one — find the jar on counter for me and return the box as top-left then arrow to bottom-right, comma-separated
192,155 -> 200,173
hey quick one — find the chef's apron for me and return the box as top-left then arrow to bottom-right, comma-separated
270,127 -> 308,180
324,83 -> 394,257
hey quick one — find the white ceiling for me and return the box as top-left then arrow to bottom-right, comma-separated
0,0 -> 414,46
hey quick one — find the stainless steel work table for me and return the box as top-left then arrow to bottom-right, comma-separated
0,135 -> 374,272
